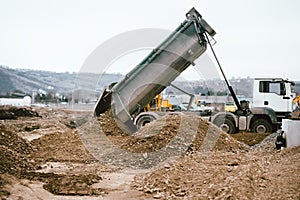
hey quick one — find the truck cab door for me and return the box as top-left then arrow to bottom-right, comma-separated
253,80 -> 292,112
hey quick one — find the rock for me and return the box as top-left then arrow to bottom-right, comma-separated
153,193 -> 164,199
227,161 -> 239,166
164,163 -> 171,169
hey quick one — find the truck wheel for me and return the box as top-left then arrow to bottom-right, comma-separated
251,119 -> 272,133
214,118 -> 236,134
136,115 -> 156,129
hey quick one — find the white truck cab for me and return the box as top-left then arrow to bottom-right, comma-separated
252,78 -> 295,116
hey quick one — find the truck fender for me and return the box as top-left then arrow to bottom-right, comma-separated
134,112 -> 162,129
250,107 -> 277,124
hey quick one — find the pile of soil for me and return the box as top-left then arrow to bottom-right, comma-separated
94,110 -> 299,199
0,126 -> 35,175
0,107 -> 78,140
132,146 -> 300,199
0,106 -> 112,198
30,129 -> 97,163
0,125 -> 36,198
97,110 -> 249,154
0,106 -> 39,119
0,125 -> 33,155
230,131 -> 271,146
75,110 -> 245,170
43,174 -> 104,195
21,172 -> 105,196
252,132 -> 279,152
77,110 -> 248,169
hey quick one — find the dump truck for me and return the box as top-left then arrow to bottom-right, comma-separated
94,7 -> 297,134
94,7 -> 215,132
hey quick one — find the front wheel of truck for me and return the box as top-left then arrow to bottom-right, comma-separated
251,119 -> 272,133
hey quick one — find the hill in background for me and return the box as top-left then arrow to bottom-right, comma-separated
0,66 -> 123,99
1,66 -> 299,103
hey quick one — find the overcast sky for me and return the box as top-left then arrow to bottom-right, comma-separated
1,0 -> 300,80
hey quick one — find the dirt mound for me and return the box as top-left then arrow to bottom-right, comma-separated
0,106 -> 39,119
0,126 -> 35,175
132,146 -> 300,199
98,110 -> 248,154
252,132 -> 278,152
20,172 -> 105,196
43,174 -> 104,196
107,113 -> 182,153
76,110 -> 249,169
0,107 -> 114,198
187,119 -> 248,153
0,125 -> 36,198
30,129 -> 96,163
230,132 -> 271,146
94,110 -> 299,199
0,146 -> 35,175
0,125 -> 34,155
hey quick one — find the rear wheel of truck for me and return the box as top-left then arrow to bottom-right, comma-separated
214,118 -> 236,134
136,114 -> 156,129
251,119 -> 272,133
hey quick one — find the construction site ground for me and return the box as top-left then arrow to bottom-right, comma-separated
0,106 -> 299,199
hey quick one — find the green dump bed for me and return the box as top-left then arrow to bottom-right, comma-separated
94,8 -> 215,131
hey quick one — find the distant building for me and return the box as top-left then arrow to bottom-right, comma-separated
0,96 -> 31,106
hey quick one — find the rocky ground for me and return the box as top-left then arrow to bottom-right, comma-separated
0,106 -> 299,199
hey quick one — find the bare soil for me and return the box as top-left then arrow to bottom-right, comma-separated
0,106 -> 299,199
230,131 -> 271,146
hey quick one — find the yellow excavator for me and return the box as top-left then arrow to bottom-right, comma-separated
144,93 -> 173,112
293,95 -> 300,106
291,95 -> 300,119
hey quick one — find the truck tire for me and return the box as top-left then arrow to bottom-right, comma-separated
136,114 -> 156,129
214,118 -> 236,134
251,119 -> 272,133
